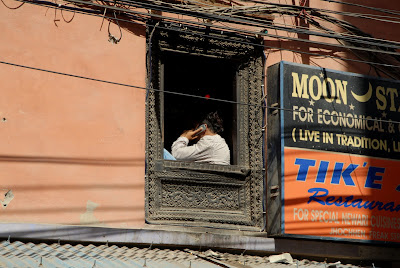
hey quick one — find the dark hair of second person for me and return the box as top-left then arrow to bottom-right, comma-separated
202,111 -> 224,134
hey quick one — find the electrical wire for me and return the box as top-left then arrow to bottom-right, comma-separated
69,0 -> 400,79
11,0 -> 400,70
3,0 -> 400,181
64,0 -> 399,49
242,0 -> 400,23
184,0 -> 400,22
16,0 -> 400,59
1,59 -> 400,126
99,0 -> 400,51
0,0 -> 24,9
13,0 -> 400,55
108,10 -> 122,43
4,0 -> 400,80
60,3 -> 76,23
214,17 -> 400,56
269,20 -> 400,49
320,0 -> 400,17
146,21 -> 159,100
214,1 -> 400,75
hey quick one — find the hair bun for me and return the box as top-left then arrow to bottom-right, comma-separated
204,111 -> 224,134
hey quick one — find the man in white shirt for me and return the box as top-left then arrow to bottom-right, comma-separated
171,112 -> 230,165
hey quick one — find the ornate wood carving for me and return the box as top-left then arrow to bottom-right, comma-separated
161,181 -> 241,210
145,22 -> 264,230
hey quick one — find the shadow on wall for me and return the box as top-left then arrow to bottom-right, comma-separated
0,155 -> 145,166
0,155 -> 146,223
0,224 -> 145,242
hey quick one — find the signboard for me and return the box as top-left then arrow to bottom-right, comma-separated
267,61 -> 400,243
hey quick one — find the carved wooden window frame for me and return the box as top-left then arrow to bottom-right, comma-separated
145,22 -> 265,230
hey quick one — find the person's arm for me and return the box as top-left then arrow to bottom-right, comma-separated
171,136 -> 212,161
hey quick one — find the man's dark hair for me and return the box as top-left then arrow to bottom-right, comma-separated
202,111 -> 224,134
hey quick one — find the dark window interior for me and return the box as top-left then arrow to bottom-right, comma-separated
163,51 -> 238,164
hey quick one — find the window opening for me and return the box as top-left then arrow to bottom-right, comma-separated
162,51 -> 238,165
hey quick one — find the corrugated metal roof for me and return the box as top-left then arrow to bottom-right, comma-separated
0,241 -> 221,268
0,240 -> 370,268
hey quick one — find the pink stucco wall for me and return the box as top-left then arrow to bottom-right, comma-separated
0,4 -> 146,227
0,0 -> 398,230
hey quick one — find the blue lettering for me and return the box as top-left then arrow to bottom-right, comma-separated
351,199 -> 363,208
372,201 -> 384,210
295,158 -> 316,181
362,200 -> 375,210
325,196 -> 335,205
364,166 -> 385,190
305,187 -> 400,214
334,196 -> 344,206
343,196 -> 354,207
383,202 -> 395,212
316,161 -> 329,183
307,188 -> 328,205
331,162 -> 357,186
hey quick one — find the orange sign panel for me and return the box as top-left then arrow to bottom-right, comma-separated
283,147 -> 400,243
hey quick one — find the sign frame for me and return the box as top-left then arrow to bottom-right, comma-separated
267,61 -> 400,244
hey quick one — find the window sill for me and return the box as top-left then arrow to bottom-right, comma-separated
155,160 -> 250,177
